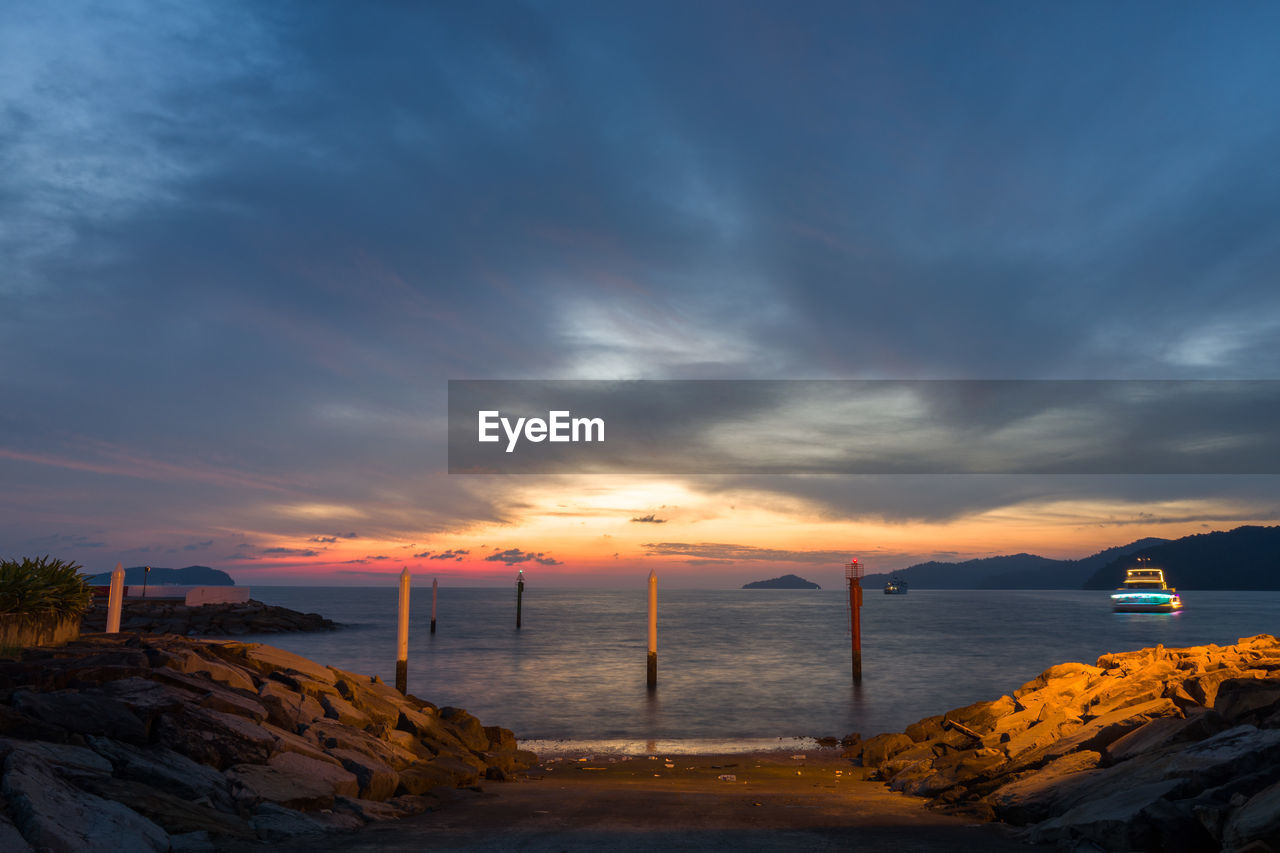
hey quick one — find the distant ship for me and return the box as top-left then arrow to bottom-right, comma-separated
1111,558 -> 1182,613
884,577 -> 908,595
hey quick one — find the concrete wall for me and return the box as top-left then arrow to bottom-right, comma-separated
184,586 -> 251,606
0,613 -> 81,651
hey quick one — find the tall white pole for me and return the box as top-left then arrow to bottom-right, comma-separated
647,570 -> 657,689
396,568 -> 410,694
430,578 -> 438,634
106,563 -> 125,633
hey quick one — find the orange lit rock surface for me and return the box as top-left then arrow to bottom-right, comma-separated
858,634 -> 1280,851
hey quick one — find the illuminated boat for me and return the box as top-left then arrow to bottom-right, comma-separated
884,577 -> 908,595
1111,560 -> 1182,613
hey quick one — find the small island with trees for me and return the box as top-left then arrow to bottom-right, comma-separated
742,573 -> 821,589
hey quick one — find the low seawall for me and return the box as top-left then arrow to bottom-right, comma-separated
81,599 -> 340,636
854,634 -> 1280,851
0,613 -> 80,652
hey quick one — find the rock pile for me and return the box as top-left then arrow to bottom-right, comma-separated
851,634 -> 1280,852
0,633 -> 536,852
81,600 -> 339,636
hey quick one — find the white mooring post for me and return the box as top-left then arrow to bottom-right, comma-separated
396,568 -> 410,695
106,563 -> 125,633
647,570 -> 657,689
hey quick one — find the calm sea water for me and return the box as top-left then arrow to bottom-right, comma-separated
238,587 -> 1279,751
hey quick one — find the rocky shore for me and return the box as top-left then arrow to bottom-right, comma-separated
81,600 -> 340,636
852,634 -> 1280,851
0,633 -> 536,852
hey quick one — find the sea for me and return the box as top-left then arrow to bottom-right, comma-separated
238,587 -> 1280,754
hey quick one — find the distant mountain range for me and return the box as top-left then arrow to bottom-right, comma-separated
743,573 -> 821,589
83,565 -> 235,586
861,538 -> 1167,590
1081,526 -> 1280,590
862,526 -> 1279,590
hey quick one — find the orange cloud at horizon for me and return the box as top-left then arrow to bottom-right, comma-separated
201,480 -> 1280,587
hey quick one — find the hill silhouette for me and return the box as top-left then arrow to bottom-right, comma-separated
743,574 -> 821,589
1081,525 -> 1280,590
83,565 -> 235,586
862,538 -> 1166,590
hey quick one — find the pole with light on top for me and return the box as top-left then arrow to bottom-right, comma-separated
846,558 -> 863,684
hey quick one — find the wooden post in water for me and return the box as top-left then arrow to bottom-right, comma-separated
647,569 -> 657,689
846,558 -> 863,684
430,578 -> 438,634
106,563 -> 125,633
396,567 -> 410,695
515,569 -> 525,629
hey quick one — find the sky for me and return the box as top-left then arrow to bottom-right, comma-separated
3,1 -> 1279,588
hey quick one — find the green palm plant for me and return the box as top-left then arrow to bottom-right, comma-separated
0,555 -> 93,618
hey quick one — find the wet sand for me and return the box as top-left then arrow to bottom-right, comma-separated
235,750 -> 1029,852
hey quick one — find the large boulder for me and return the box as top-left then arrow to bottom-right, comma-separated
10,689 -> 147,744
0,738 -> 112,783
305,719 -> 419,769
1213,678 -> 1280,725
260,722 -> 344,767
87,736 -> 237,812
1027,779 -> 1213,851
1223,778 -> 1280,850
2,750 -> 170,853
0,813 -> 33,853
330,747 -> 399,801
987,750 -> 1103,823
861,732 -> 914,769
1039,697 -> 1181,760
80,775 -> 255,840
248,802 -> 328,842
320,693 -> 374,728
1105,706 -> 1227,764
154,706 -> 275,769
165,648 -> 257,693
235,645 -> 339,686
439,707 -> 491,752
227,753 -> 355,811
258,680 -> 326,731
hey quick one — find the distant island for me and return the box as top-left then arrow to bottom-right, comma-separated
82,565 -> 235,586
742,573 -> 821,589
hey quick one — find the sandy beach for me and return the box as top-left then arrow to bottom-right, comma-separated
219,749 -> 1026,852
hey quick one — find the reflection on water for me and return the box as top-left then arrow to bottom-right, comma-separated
241,587 -> 1280,741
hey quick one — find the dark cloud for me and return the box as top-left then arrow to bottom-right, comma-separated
452,381 -> 1280,475
19,533 -> 106,550
485,548 -> 562,566
261,547 -> 319,557
3,4 -> 1280,569
630,514 -> 666,524
427,549 -> 470,560
183,540 -> 214,551
642,543 -> 854,564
